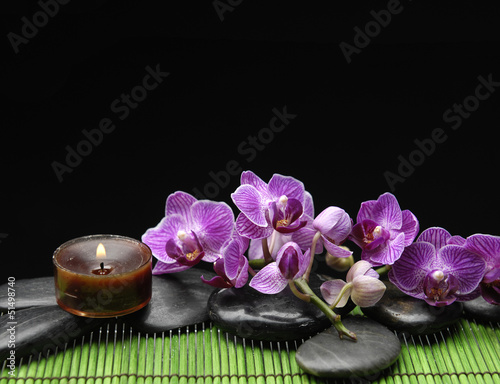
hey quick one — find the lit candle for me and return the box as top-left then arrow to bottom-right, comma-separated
53,234 -> 152,318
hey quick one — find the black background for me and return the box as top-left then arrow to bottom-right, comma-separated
2,1 -> 500,282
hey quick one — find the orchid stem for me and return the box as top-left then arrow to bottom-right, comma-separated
294,278 -> 357,341
289,280 -> 311,302
328,282 -> 353,309
375,264 -> 391,277
248,266 -> 257,277
303,231 -> 322,282
248,259 -> 267,270
262,238 -> 273,264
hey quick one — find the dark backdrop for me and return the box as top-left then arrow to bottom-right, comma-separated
2,1 -> 500,282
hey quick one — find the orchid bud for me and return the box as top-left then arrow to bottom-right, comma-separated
325,247 -> 354,272
321,260 -> 386,308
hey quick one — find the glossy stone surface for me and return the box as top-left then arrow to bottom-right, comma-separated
0,277 -> 56,311
0,305 -> 103,361
463,296 -> 500,322
127,268 -> 217,333
208,274 -> 345,341
295,316 -> 401,379
362,280 -> 463,335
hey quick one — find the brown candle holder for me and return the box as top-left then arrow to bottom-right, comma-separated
53,234 -> 152,318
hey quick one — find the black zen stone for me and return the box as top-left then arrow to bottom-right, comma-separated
463,296 -> 500,322
207,273 -> 343,341
362,280 -> 463,335
295,316 -> 401,379
126,268 -> 217,333
0,277 -> 56,311
0,305 -> 104,361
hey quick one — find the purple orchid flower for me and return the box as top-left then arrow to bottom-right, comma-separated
320,260 -> 386,308
249,242 -> 311,294
463,234 -> 500,305
142,191 -> 235,274
350,192 -> 419,266
389,227 -> 486,306
201,235 -> 250,288
231,171 -> 307,239
292,206 -> 352,258
247,191 -> 315,260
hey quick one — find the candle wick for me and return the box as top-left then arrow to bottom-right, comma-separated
100,262 -> 104,271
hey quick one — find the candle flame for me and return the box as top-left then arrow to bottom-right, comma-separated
96,243 -> 106,259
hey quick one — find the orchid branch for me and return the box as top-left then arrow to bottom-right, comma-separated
303,231 -> 322,282
294,278 -> 357,341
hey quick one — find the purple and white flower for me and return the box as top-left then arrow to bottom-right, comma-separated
249,242 -> 311,294
142,191 -> 235,274
202,235 -> 250,288
389,227 -> 486,306
231,171 -> 307,240
463,234 -> 500,305
320,260 -> 386,308
350,192 -> 419,266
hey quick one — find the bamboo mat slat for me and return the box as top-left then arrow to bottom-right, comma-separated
2,318 -> 500,384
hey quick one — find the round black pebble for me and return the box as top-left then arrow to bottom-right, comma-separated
362,280 -> 463,335
207,273 -> 344,341
0,277 -> 56,311
463,296 -> 500,322
295,316 -> 401,379
127,268 -> 217,333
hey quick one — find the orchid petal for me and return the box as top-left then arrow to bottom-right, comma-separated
400,209 -> 419,246
356,199 -> 377,223
303,191 -> 315,218
346,260 -> 375,283
276,242 -> 303,279
483,268 -> 500,284
439,245 -> 486,294
350,219 -> 380,249
165,191 -> 197,224
351,275 -> 386,307
141,215 -> 186,262
298,249 -> 311,277
417,227 -> 452,251
371,193 -> 402,230
320,280 -> 350,308
283,198 -> 304,224
235,213 -> 273,240
292,224 -> 324,254
323,240 -> 352,258
465,234 -> 500,267
388,270 -> 427,300
313,207 -> 346,234
249,263 -> 288,294
231,184 -> 268,227
201,275 -> 233,288
152,260 -> 192,275
240,170 -> 270,196
480,284 -> 500,305
268,174 -> 304,202
223,240 -> 243,281
390,242 -> 436,291
448,235 -> 466,246
365,232 -> 405,265
234,256 -> 249,288
191,200 -> 234,253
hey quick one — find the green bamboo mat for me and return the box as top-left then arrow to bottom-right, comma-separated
2,318 -> 500,384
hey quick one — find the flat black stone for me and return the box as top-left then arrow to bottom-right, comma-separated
0,305 -> 104,361
126,268 -> 217,333
362,280 -> 463,335
0,277 -> 56,311
463,296 -> 500,322
207,273 -> 346,341
295,316 -> 401,379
